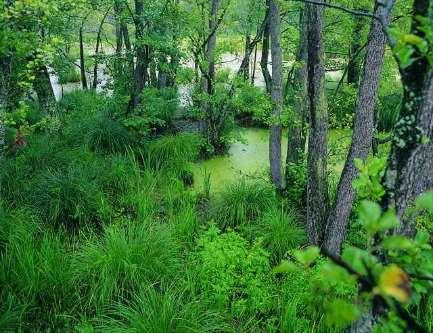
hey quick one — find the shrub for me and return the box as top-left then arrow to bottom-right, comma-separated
284,161 -> 307,207
73,222 -> 180,307
255,208 -> 306,262
124,87 -> 179,135
376,93 -> 401,132
85,112 -> 134,154
0,209 -> 76,330
146,133 -> 203,174
99,287 -> 225,333
232,82 -> 272,126
329,84 -> 357,129
211,178 -> 278,230
192,226 -> 274,318
29,165 -> 111,229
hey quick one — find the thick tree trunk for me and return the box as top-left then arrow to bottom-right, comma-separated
269,0 -> 284,190
347,10 -> 367,86
79,25 -> 88,90
382,0 -> 432,234
34,66 -> 55,109
251,44 -> 258,85
322,2 -> 394,256
287,7 -> 308,167
260,0 -> 272,95
306,1 -> 329,245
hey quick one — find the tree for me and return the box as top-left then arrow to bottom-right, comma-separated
286,6 -> 308,167
323,0 -> 395,256
382,0 -> 433,235
268,0 -> 284,190
305,0 -> 329,245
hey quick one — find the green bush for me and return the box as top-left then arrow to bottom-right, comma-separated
0,209 -> 76,330
255,208 -> 306,263
329,84 -> 357,129
211,178 -> 278,230
193,226 -> 274,318
99,287 -> 225,333
376,93 -> 401,132
232,82 -> 272,126
29,165 -> 111,229
73,222 -> 180,307
146,133 -> 203,174
85,112 -> 134,154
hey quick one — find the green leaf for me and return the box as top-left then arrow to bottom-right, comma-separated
272,260 -> 297,274
382,235 -> 414,251
294,246 -> 320,266
359,201 -> 382,235
325,299 -> 359,327
377,209 -> 399,232
415,191 -> 433,214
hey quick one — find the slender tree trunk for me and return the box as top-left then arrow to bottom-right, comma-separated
92,8 -> 109,89
114,0 -> 124,55
242,34 -> 251,80
287,7 -> 308,167
79,24 -> 88,90
306,1 -> 329,245
202,0 -> 221,149
347,10 -> 367,86
158,55 -> 168,89
129,0 -> 148,111
251,44 -> 258,85
269,0 -> 284,189
260,0 -> 272,94
323,1 -> 394,255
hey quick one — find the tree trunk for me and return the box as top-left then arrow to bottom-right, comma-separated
347,10 -> 367,86
79,24 -> 88,90
114,0 -> 124,55
323,1 -> 394,256
92,8 -> 110,90
34,66 -> 55,110
201,0 -> 222,149
241,35 -> 251,80
251,44 -> 258,85
287,7 -> 308,167
306,1 -> 329,245
382,0 -> 432,234
269,0 -> 284,189
260,0 -> 272,95
129,0 -> 148,111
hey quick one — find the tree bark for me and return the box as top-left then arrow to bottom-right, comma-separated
129,0 -> 149,111
92,8 -> 110,89
287,7 -> 308,167
323,1 -> 394,256
306,1 -> 329,245
34,66 -> 55,110
269,0 -> 284,190
201,0 -> 222,149
382,0 -> 432,234
79,24 -> 88,90
260,0 -> 272,95
241,35 -> 251,80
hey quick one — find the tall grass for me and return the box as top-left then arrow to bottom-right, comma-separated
99,286 -> 225,333
211,178 -> 278,230
73,222 -> 180,308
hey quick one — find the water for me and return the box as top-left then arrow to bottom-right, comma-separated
192,128 -> 351,193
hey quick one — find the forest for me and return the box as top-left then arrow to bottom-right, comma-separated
1,0 -> 433,332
